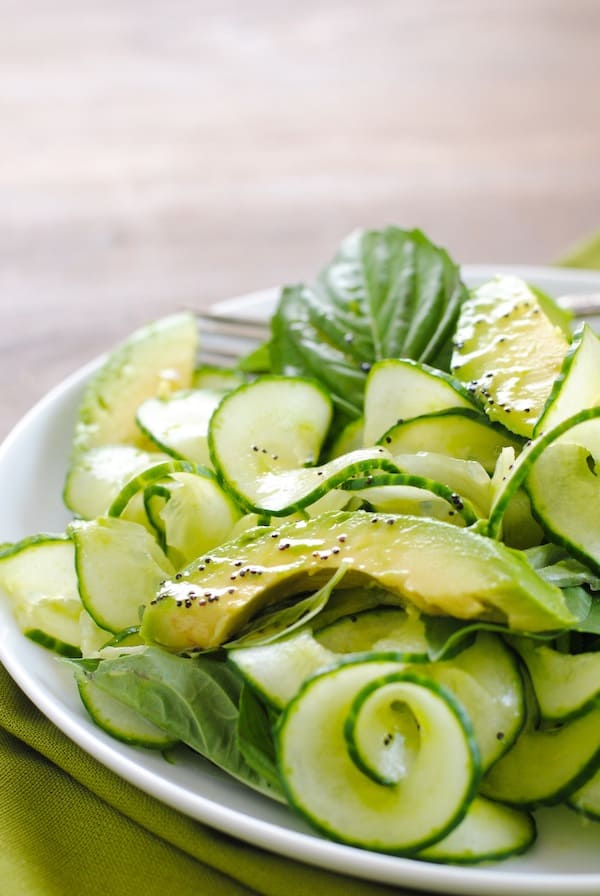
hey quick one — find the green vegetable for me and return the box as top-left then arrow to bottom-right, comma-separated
270,227 -> 467,422
68,649 -> 283,801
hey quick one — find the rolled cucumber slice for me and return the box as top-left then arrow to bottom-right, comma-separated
0,535 -> 82,656
108,459 -> 203,530
71,517 -> 174,633
278,661 -> 480,853
230,607 -> 429,710
363,358 -> 477,447
142,470 -> 242,568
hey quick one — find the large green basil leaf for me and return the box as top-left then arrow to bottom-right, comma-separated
68,649 -> 284,801
269,227 -> 467,419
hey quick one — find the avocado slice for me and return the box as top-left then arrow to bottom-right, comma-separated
451,277 -> 569,437
72,312 -> 198,456
140,510 -> 575,650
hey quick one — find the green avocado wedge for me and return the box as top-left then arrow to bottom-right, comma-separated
140,510 -> 575,651
451,277 -> 569,437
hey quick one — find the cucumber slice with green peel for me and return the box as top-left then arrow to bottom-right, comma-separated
363,358 -> 477,447
79,608 -> 113,656
216,440 -> 397,516
209,376 -> 350,513
328,417 -> 364,459
278,661 -> 480,853
486,406 -> 600,540
393,452 -> 491,516
451,276 -> 569,437
379,408 -> 521,474
489,448 -> 544,549
104,626 -> 143,648
108,459 -> 203,527
136,388 -> 225,466
210,373 -> 332,459
481,689 -> 600,808
63,444 -> 168,519
535,324 -> 600,455
71,517 -> 174,634
75,674 -> 178,749
142,471 -> 242,568
512,637 -> 600,722
228,629 -> 336,709
142,510 -> 575,652
192,365 -> 247,391
318,630 -> 523,773
568,766 -> 600,820
342,472 -> 480,526
418,796 -> 536,864
0,535 -> 82,656
230,606 -> 429,710
526,441 -> 600,575
428,632 -> 524,771
348,483 -> 469,526
70,312 -> 198,457
315,606 -> 429,660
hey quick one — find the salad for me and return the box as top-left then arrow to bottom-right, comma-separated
2,226 -> 600,866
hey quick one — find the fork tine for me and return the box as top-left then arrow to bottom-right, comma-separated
197,312 -> 269,341
196,311 -> 269,368
556,294 -> 600,317
196,290 -> 600,369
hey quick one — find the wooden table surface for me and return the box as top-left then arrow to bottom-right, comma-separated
2,0 -> 600,440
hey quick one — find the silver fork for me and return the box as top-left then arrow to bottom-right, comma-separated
196,311 -> 269,367
196,294 -> 600,367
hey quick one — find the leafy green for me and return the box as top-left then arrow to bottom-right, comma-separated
424,616 -> 558,661
224,566 -> 348,649
237,684 -> 281,792
269,227 -> 467,421
67,648 -> 283,801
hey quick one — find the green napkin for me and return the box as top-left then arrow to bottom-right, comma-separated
2,234 -> 600,896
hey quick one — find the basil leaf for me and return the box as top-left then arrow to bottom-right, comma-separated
237,684 -> 281,793
224,566 -> 347,649
270,227 -> 467,419
68,648 -> 283,801
424,616 -> 558,661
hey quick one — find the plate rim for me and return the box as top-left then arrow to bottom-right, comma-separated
2,264 -> 600,895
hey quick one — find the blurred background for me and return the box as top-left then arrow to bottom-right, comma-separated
1,0 -> 600,437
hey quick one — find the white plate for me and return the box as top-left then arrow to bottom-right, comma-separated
2,265 -> 600,896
